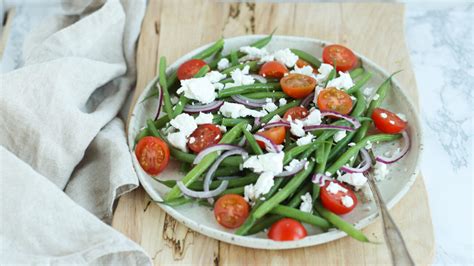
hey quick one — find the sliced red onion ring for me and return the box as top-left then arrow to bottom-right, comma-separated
340,148 -> 372,173
311,173 -> 333,186
193,144 -> 242,164
301,92 -> 315,108
254,134 -> 281,153
276,160 -> 307,177
177,180 -> 229,199
183,100 -> 223,113
376,131 -> 410,164
321,111 -> 361,129
154,83 -> 164,120
231,95 -> 267,108
304,124 -> 355,132
262,121 -> 290,129
216,176 -> 242,180
250,74 -> 267,84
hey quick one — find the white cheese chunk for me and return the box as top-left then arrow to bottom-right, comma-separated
267,114 -> 282,124
239,46 -> 269,61
273,48 -> 299,68
243,152 -> 284,175
218,125 -> 227,133
303,109 -> 322,126
244,171 -> 275,204
333,130 -> 347,143
326,182 -> 348,194
213,83 -> 225,90
170,113 -> 197,137
290,65 -> 315,78
284,159 -> 302,172
315,63 -> 334,83
337,172 -> 367,190
263,101 -> 278,112
363,87 -> 375,98
167,132 -> 188,152
279,98 -> 287,106
224,65 -> 255,88
341,195 -> 354,208
219,102 -> 266,118
205,71 -> 226,83
326,71 -> 354,90
217,58 -> 230,70
296,133 -> 315,146
299,192 -> 313,213
372,93 -> 380,101
290,119 -> 305,137
176,77 -> 217,104
374,161 -> 389,181
195,112 -> 214,125
365,140 -> 373,150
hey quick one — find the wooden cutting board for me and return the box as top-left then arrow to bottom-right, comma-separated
112,1 -> 435,264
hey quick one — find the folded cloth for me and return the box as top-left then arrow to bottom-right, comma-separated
0,0 -> 151,264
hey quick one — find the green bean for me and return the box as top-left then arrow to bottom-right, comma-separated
243,128 -> 263,155
290,48 -> 322,68
221,61 -> 258,75
230,50 -> 238,66
217,83 -> 281,98
192,38 -> 225,60
221,118 -> 252,127
316,143 -> 331,174
169,147 -> 243,167
220,186 -> 245,195
158,57 -> 173,117
212,114 -> 223,124
157,197 -> 193,207
172,65 -> 210,118
326,133 -> 401,175
252,161 -> 315,219
242,91 -> 288,99
179,162 -> 191,173
208,48 -> 223,70
349,68 -> 364,79
324,67 -> 337,87
135,128 -> 150,144
346,71 -> 372,94
283,142 -> 314,164
160,174 -> 258,191
314,202 -> 369,242
353,71 -> 400,142
260,100 -> 301,124
270,205 -> 330,229
327,131 -> 356,162
146,119 -> 160,137
165,121 -> 247,200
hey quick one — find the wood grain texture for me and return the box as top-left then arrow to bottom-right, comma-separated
113,1 -> 434,265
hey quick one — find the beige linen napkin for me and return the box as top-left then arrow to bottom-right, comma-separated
1,0 -> 151,264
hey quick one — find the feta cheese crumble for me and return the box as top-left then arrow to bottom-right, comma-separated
374,161 -> 389,181
244,171 -> 275,204
242,152 -> 284,175
268,114 -> 282,124
219,102 -> 266,118
290,119 -> 305,137
326,71 -> 354,90
372,93 -> 380,101
337,172 -> 367,190
296,133 -> 315,146
326,182 -> 348,194
167,132 -> 188,152
205,71 -> 226,83
169,113 -> 197,137
284,159 -> 302,172
217,58 -> 230,70
333,130 -> 347,142
315,63 -> 334,83
290,65 -> 315,78
263,101 -> 278,112
195,112 -> 214,125
365,140 -> 372,150
239,46 -> 270,62
303,109 -> 322,126
177,77 -> 217,104
224,65 -> 255,88
341,195 -> 354,208
299,192 -> 313,213
279,98 -> 287,106
273,48 -> 299,68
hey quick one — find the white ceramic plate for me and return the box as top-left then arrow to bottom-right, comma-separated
128,35 -> 423,249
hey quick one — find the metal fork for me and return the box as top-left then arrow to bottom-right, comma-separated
366,173 -> 415,266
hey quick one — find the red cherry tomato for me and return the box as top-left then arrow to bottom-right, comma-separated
135,136 -> 170,175
322,44 -> 357,72
188,124 -> 222,153
214,194 -> 249,229
317,87 -> 353,115
177,59 -> 207,80
372,108 -> 407,134
283,106 -> 309,121
280,73 -> 317,99
268,218 -> 308,241
320,180 -> 358,215
256,126 -> 286,149
259,61 -> 289,78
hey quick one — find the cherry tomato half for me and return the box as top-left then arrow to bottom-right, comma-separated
280,73 -> 317,99
177,59 -> 207,80
135,136 -> 170,175
283,106 -> 309,121
256,126 -> 286,149
320,180 -> 358,215
214,194 -> 249,229
188,124 -> 222,153
259,61 -> 289,78
268,218 -> 308,241
322,44 -> 357,72
372,108 -> 407,134
296,59 -> 318,73
317,87 -> 353,115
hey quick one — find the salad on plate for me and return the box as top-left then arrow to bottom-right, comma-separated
133,33 -> 410,242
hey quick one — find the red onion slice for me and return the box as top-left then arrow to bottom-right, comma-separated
276,160 -> 307,177
216,176 -> 242,180
250,74 -> 267,84
254,134 -> 281,153
375,131 -> 410,164
304,124 -> 355,132
321,111 -> 361,129
311,173 -> 333,186
193,144 -> 242,164
262,121 -> 290,129
183,101 -> 224,113
301,92 -> 315,108
340,148 -> 372,173
177,180 -> 229,199
154,84 -> 164,120
231,94 -> 267,108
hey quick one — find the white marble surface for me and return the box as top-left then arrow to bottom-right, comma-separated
1,2 -> 473,265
